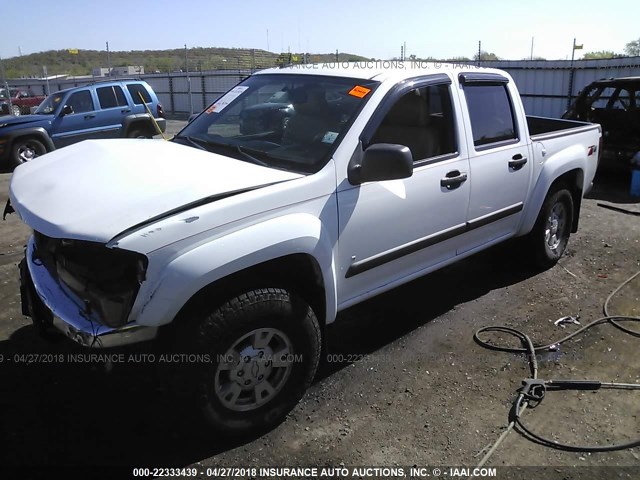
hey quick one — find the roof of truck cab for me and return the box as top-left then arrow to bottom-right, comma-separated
256,62 -> 510,83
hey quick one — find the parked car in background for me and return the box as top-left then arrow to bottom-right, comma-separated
0,79 -> 166,169
0,88 -> 46,116
563,77 -> 639,172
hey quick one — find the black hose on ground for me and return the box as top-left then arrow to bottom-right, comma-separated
474,269 -> 640,458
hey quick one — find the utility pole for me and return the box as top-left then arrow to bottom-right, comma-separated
106,41 -> 111,76
185,44 -> 193,114
478,41 -> 481,65
0,54 -> 7,84
43,65 -> 50,95
566,38 -> 583,110
530,37 -> 534,60
0,55 -> 11,114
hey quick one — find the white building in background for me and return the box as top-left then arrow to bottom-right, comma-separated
92,66 -> 145,77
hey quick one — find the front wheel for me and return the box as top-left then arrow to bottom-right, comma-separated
180,288 -> 321,435
528,188 -> 574,269
11,104 -> 21,116
11,138 -> 47,168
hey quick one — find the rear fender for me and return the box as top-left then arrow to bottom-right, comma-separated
518,145 -> 585,236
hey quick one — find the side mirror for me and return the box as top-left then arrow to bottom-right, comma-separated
187,113 -> 198,123
348,143 -> 414,185
60,105 -> 74,117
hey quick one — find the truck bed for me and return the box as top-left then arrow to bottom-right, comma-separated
527,115 -> 596,140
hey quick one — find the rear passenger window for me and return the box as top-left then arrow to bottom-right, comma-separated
97,86 -> 128,109
127,84 -> 151,104
370,84 -> 457,161
464,84 -> 517,147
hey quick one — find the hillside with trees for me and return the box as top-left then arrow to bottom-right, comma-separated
1,47 -> 370,79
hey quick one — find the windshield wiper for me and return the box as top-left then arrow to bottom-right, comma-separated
174,134 -> 208,151
235,145 -> 269,167
175,134 -> 271,167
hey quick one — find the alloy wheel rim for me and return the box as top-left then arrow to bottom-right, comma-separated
544,202 -> 566,251
214,327 -> 294,412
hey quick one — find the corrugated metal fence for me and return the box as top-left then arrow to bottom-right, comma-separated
8,57 -> 640,119
482,57 -> 640,118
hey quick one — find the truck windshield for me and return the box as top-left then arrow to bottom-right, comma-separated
34,92 -> 64,114
174,74 -> 379,174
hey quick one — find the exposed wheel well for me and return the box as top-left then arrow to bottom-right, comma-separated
162,253 -> 327,339
11,134 -> 50,150
548,169 -> 583,233
126,121 -> 155,137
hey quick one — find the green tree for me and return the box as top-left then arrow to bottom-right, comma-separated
582,50 -> 620,59
474,51 -> 500,61
625,38 -> 640,56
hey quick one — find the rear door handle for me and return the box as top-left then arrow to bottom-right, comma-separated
509,154 -> 528,170
441,170 -> 468,190
121,109 -> 131,113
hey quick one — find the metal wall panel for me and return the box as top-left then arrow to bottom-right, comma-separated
7,60 -> 640,117
482,58 -> 640,118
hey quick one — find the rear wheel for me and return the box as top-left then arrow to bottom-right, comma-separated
11,138 -> 47,169
528,188 -> 574,269
127,128 -> 152,139
177,288 -> 321,435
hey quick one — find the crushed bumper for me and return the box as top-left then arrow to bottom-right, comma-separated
20,236 -> 157,348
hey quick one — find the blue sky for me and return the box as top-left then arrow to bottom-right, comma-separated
1,0 -> 638,61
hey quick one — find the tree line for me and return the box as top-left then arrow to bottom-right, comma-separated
2,39 -> 639,79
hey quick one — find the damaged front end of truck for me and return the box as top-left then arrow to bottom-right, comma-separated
20,231 -> 155,348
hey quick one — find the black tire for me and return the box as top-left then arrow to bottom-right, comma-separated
11,104 -> 21,116
528,188 -> 573,269
11,138 -> 47,168
178,288 -> 321,435
127,128 -> 152,139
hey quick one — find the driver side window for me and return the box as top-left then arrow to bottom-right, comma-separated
66,90 -> 95,114
370,84 -> 457,162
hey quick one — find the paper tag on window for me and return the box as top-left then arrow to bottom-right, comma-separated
206,86 -> 249,113
322,131 -> 339,144
348,85 -> 371,98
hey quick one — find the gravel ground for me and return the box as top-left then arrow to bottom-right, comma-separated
0,131 -> 639,479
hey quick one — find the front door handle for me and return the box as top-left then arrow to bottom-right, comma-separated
509,154 -> 528,170
84,114 -> 95,119
441,170 -> 468,190
121,109 -> 131,113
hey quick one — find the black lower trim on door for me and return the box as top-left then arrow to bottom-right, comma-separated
345,202 -> 524,278
466,203 -> 523,230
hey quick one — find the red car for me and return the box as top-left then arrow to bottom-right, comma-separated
0,88 -> 46,116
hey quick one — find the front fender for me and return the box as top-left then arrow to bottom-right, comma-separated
135,213 -> 337,327
517,143 -> 585,236
5,126 -> 55,152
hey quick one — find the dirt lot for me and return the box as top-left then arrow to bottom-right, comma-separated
1,132 -> 639,479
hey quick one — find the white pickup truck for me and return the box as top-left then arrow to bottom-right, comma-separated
10,64 -> 601,434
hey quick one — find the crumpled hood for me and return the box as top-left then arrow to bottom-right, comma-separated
10,139 -> 302,242
0,113 -> 54,128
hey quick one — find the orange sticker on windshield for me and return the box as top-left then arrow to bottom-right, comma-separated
348,85 -> 371,98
